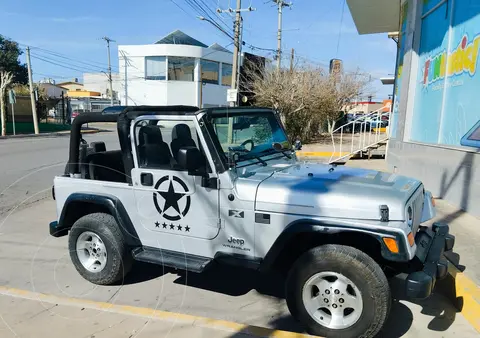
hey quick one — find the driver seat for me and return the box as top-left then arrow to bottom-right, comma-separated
170,123 -> 197,161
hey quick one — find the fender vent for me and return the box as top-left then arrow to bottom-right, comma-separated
380,205 -> 389,222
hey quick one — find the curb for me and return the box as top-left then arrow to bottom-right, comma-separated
437,262 -> 480,333
296,151 -> 349,158
0,286 -> 314,338
0,128 -> 101,140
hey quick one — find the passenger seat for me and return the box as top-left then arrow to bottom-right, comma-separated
170,123 -> 197,161
138,125 -> 172,168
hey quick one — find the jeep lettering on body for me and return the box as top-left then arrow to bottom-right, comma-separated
49,106 -> 455,338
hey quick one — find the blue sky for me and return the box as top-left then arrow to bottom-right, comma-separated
0,0 -> 396,100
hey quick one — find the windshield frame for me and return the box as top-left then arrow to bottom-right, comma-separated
200,108 -> 292,169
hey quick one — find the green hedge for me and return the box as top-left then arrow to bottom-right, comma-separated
0,122 -> 71,135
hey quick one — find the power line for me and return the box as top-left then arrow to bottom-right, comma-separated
336,0 -> 346,57
30,46 -> 117,71
29,50 -> 108,74
30,54 -> 98,73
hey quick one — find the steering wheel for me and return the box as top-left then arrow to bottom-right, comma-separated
240,139 -> 254,151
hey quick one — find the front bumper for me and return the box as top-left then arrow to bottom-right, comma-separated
405,223 -> 455,299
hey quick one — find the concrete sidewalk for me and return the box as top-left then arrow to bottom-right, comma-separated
0,287 -> 277,338
346,158 -> 480,333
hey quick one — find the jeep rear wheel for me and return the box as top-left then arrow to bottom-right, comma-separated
68,213 -> 133,285
286,244 -> 390,338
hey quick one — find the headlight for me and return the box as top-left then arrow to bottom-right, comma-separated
407,206 -> 413,227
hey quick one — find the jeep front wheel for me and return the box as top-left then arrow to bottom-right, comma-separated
286,244 -> 390,338
68,213 -> 133,285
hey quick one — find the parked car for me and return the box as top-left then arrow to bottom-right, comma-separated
101,105 -> 128,115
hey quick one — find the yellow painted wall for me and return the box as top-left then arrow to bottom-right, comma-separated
67,90 -> 102,98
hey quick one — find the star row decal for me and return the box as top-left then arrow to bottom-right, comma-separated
155,221 -> 190,232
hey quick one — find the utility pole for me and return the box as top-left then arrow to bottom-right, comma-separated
26,47 -> 39,134
290,48 -> 295,73
218,2 -> 255,107
102,36 -> 115,106
236,17 -> 244,106
274,0 -> 292,71
120,51 -> 129,106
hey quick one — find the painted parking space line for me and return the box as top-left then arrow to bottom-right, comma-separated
296,151 -> 349,158
447,263 -> 480,333
0,285 -> 315,338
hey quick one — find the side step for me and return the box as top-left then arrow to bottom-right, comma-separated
132,247 -> 212,273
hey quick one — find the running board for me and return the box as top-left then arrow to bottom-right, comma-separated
132,247 -> 212,273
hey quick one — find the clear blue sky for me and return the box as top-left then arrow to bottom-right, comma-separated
0,0 -> 396,100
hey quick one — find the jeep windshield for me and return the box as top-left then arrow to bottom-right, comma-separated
210,111 -> 291,163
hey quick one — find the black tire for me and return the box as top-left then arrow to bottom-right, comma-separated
286,244 -> 391,338
68,213 -> 133,285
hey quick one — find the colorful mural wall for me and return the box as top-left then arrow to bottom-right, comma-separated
410,0 -> 480,147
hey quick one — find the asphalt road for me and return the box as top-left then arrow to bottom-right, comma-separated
0,129 -> 478,337
0,199 -> 477,338
0,125 -> 118,216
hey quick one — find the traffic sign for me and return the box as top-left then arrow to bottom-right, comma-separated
227,89 -> 238,102
8,89 -> 16,104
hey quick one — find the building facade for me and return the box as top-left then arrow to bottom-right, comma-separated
83,72 -> 121,100
117,30 -> 233,108
57,79 -> 84,91
348,0 -> 480,216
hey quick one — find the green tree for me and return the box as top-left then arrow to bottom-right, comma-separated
0,36 -> 28,84
0,36 -> 28,135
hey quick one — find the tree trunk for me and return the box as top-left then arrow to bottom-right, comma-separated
327,119 -> 337,134
0,92 -> 5,136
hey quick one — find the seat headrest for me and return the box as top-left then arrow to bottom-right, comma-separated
172,123 -> 192,140
139,125 -> 163,145
90,141 -> 106,152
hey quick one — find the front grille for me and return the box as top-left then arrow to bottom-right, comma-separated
410,186 -> 424,234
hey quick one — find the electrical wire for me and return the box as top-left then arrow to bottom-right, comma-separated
31,46 -> 117,71
336,0 -> 346,57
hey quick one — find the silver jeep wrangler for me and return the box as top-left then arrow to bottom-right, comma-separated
50,106 -> 455,338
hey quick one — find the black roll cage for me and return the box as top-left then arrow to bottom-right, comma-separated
67,105 -> 285,181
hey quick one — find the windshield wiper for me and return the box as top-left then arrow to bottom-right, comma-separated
252,155 -> 267,166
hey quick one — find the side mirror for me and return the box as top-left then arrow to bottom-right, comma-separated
177,146 -> 205,173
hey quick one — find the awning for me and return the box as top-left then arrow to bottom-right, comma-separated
380,77 -> 395,85
347,0 -> 401,34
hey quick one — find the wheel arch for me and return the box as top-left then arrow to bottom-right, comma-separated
57,193 -> 141,247
259,220 -> 408,275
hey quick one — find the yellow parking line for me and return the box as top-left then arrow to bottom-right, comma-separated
448,263 -> 480,333
0,285 -> 314,337
296,151 -> 349,157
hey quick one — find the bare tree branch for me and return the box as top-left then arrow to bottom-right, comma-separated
0,71 -> 14,136
246,63 -> 372,142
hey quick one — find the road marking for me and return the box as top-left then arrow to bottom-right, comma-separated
0,285 -> 314,338
448,263 -> 480,333
296,151 -> 349,157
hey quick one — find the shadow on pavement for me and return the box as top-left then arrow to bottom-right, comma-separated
125,262 -> 463,337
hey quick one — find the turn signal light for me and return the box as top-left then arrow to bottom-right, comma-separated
431,195 -> 436,207
407,232 -> 415,246
383,238 -> 399,253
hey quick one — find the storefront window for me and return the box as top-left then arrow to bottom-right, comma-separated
200,60 -> 219,84
221,63 -> 232,86
168,57 -> 195,81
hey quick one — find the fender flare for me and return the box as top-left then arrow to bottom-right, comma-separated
259,219 -> 410,272
57,193 -> 141,247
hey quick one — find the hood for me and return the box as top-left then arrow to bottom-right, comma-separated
254,163 -> 422,221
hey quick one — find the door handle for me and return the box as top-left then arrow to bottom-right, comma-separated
140,173 -> 153,186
